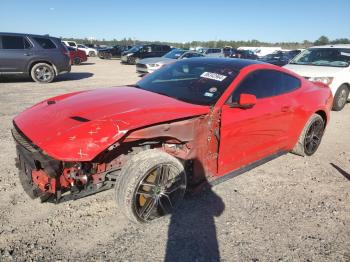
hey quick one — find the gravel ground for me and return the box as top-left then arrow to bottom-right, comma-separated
0,57 -> 349,262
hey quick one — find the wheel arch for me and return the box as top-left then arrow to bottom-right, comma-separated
315,109 -> 328,126
28,60 -> 58,75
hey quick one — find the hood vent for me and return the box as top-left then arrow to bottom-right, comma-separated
70,116 -> 90,122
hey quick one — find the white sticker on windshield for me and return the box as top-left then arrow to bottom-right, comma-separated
200,72 -> 227,81
204,92 -> 214,97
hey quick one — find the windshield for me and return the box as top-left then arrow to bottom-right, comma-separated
291,48 -> 350,67
127,45 -> 142,53
135,59 -> 238,105
163,49 -> 186,59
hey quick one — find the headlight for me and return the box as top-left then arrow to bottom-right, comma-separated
148,63 -> 161,68
309,77 -> 334,85
126,53 -> 134,56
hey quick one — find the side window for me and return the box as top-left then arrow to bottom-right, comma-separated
33,37 -> 56,49
68,42 -> 76,47
231,70 -> 300,102
2,36 -> 30,49
154,46 -> 162,52
280,73 -> 301,94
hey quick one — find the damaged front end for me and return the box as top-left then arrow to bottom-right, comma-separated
12,126 -> 119,203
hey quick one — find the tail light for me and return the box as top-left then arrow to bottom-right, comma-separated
60,44 -> 70,58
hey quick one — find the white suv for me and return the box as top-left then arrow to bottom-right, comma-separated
77,44 -> 97,57
284,45 -> 350,111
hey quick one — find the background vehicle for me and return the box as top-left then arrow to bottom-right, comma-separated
98,45 -> 132,59
121,44 -> 171,64
12,58 -> 332,224
230,49 -> 258,59
223,47 -> 237,57
0,32 -> 71,83
284,45 -> 350,111
62,40 -> 78,49
77,44 -> 98,57
204,48 -> 225,57
259,50 -> 301,66
136,49 -> 204,74
67,46 -> 87,65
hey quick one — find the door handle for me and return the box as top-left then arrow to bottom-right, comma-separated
281,106 -> 291,112
24,53 -> 33,56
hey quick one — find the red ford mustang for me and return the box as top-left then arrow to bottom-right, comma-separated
12,58 -> 332,223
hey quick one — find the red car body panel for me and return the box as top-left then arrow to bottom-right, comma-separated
69,48 -> 87,64
12,60 -> 333,203
14,86 -> 209,161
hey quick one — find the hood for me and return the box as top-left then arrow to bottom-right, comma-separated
138,57 -> 174,65
284,64 -> 347,77
14,86 -> 209,161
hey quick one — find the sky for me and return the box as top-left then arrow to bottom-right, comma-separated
0,0 -> 349,43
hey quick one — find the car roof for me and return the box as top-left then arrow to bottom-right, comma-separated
310,44 -> 350,49
0,32 -> 59,40
180,57 -> 266,70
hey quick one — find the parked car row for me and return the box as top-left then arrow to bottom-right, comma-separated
1,32 -> 349,113
136,49 -> 204,74
62,40 -> 98,57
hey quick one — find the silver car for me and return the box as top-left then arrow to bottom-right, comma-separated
136,49 -> 204,74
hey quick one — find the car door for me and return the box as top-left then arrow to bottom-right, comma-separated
0,35 -> 33,73
218,69 -> 299,175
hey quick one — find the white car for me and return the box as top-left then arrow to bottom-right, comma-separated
284,45 -> 350,111
77,44 -> 98,57
62,41 -> 97,57
62,40 -> 77,49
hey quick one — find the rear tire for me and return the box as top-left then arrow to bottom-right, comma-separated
73,57 -> 82,65
291,114 -> 325,156
116,149 -> 187,224
30,63 -> 55,83
332,84 -> 349,111
88,51 -> 96,57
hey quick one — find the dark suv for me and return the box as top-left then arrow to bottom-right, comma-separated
0,33 -> 71,83
120,44 -> 171,64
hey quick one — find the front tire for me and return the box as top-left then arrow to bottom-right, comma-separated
116,149 -> 187,224
88,51 -> 96,57
30,63 -> 55,83
332,84 -> 349,111
292,114 -> 325,156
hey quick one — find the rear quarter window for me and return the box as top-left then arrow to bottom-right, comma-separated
33,37 -> 56,49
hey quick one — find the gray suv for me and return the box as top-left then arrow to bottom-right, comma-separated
0,33 -> 71,83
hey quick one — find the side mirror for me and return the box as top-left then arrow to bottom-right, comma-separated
238,93 -> 256,108
229,93 -> 257,109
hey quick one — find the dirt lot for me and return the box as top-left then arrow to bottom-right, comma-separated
0,57 -> 349,262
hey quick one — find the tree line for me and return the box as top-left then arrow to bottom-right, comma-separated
62,36 -> 350,49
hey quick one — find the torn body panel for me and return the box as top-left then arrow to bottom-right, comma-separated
13,108 -> 220,202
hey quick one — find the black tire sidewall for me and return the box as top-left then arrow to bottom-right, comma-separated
73,57 -> 82,65
116,149 -> 186,224
303,114 -> 325,156
332,85 -> 349,111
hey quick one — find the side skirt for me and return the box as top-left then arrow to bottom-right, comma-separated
210,150 -> 288,187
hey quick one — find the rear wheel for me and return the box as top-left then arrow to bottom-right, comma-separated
73,57 -> 82,65
292,114 -> 325,156
116,149 -> 187,224
88,51 -> 96,57
332,84 -> 349,111
30,63 -> 55,83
